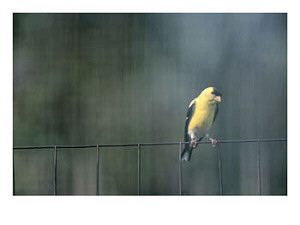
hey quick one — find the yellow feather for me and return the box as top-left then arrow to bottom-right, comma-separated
188,87 -> 218,137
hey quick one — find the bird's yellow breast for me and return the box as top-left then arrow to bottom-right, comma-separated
188,98 -> 216,136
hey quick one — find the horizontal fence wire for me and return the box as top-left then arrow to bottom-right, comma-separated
13,138 -> 287,149
13,138 -> 287,195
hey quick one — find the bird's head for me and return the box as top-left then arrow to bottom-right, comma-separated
200,87 -> 222,103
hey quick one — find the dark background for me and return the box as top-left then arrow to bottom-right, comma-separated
13,13 -> 287,195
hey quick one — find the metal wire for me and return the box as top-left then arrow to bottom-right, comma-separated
137,144 -> 141,195
96,144 -> 100,195
54,146 -> 57,195
13,138 -> 287,195
13,150 -> 15,195
178,142 -> 182,195
257,142 -> 262,195
217,147 -> 223,195
13,138 -> 287,150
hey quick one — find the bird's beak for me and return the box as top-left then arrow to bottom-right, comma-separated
214,96 -> 221,102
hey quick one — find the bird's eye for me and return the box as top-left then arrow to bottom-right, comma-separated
211,91 -> 215,95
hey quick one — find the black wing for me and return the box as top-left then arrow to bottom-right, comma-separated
184,101 -> 196,142
213,104 -> 219,123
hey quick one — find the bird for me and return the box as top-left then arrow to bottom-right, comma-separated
181,87 -> 222,162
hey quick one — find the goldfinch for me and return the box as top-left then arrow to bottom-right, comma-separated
181,87 -> 222,162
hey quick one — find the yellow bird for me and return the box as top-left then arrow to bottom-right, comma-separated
181,87 -> 222,162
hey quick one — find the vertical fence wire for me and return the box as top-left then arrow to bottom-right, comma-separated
217,147 -> 223,195
178,142 -> 182,195
12,138 -> 286,195
257,141 -> 262,195
137,144 -> 141,195
54,146 -> 57,195
13,150 -> 15,195
96,144 -> 100,195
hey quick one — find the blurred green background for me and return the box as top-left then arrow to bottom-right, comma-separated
13,13 -> 287,195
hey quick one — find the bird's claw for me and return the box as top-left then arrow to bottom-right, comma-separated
190,139 -> 197,148
209,137 -> 217,147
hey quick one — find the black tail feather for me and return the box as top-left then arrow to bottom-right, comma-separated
181,145 -> 193,162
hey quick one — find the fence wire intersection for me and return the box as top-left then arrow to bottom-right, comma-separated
13,138 -> 287,195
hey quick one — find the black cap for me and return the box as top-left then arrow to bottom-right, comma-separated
212,87 -> 222,97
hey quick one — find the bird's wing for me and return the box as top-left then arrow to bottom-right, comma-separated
212,104 -> 219,124
184,100 -> 196,142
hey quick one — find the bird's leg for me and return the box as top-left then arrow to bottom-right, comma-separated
192,140 -> 197,148
209,137 -> 217,147
189,132 -> 198,148
190,137 -> 197,148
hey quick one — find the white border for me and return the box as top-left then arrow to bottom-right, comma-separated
1,1 -> 298,225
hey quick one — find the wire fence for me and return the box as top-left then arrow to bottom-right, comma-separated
13,138 -> 287,195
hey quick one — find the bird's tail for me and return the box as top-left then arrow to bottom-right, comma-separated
181,145 -> 193,162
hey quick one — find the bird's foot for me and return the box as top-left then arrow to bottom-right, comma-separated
192,142 -> 197,148
209,137 -> 217,147
190,139 -> 197,148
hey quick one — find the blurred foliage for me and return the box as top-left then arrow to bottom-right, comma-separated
13,13 -> 287,195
